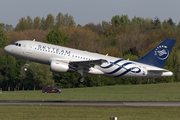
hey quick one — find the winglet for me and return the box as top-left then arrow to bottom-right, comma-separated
136,38 -> 176,68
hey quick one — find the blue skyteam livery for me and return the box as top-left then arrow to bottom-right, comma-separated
4,38 -> 176,83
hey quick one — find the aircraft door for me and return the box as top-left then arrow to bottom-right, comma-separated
26,43 -> 33,53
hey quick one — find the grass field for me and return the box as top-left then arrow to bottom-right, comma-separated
0,106 -> 180,120
0,82 -> 180,101
1,83 -> 180,120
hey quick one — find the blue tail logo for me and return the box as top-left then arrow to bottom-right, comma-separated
155,45 -> 169,60
136,38 -> 176,68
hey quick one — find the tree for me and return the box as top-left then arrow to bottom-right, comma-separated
55,12 -> 65,28
167,18 -> 175,26
177,22 -> 180,29
15,16 -> 33,31
63,13 -> 76,27
140,18 -> 153,31
0,23 -> 5,30
33,16 -> 41,30
0,48 -> 7,88
40,17 -> 46,30
5,24 -> 13,32
152,17 -> 162,29
15,17 -> 27,31
45,14 -> 54,30
55,12 -> 76,28
26,16 -> 33,30
60,26 -> 98,52
131,16 -> 145,27
84,22 -> 103,34
111,15 -> 130,27
0,30 -> 8,47
111,15 -> 121,26
101,20 -> 111,32
46,29 -> 68,46
120,15 -> 130,27
19,62 -> 53,90
162,19 -> 177,31
105,24 -> 128,37
100,47 -> 122,58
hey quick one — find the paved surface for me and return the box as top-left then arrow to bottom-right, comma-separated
0,101 -> 180,106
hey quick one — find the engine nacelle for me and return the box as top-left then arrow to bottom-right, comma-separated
50,61 -> 69,73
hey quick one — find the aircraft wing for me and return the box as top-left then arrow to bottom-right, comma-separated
70,59 -> 107,68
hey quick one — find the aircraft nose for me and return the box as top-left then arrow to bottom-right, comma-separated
4,45 -> 12,54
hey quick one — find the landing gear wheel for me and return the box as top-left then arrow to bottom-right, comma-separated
78,77 -> 84,83
24,67 -> 28,72
24,60 -> 30,72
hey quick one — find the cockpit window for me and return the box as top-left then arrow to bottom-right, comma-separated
12,42 -> 21,47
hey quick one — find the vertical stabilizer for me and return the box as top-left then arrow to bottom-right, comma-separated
136,38 -> 176,68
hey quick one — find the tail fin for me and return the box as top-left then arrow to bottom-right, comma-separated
136,38 -> 176,68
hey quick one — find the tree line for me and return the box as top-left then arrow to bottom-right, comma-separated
0,13 -> 180,90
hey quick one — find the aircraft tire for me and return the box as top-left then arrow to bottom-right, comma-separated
78,77 -> 84,83
24,67 -> 27,72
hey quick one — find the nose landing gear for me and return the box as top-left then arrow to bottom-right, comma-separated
78,77 -> 84,83
77,69 -> 85,83
24,60 -> 30,71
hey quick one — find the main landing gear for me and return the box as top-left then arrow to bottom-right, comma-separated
78,77 -> 84,83
77,69 -> 84,83
24,60 -> 30,71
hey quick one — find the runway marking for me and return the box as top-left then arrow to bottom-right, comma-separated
0,101 -> 180,107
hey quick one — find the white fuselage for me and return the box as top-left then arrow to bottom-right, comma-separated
4,40 -> 173,78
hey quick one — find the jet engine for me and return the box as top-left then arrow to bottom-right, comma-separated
50,60 -> 70,73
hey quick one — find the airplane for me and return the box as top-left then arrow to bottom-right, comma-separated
4,38 -> 176,83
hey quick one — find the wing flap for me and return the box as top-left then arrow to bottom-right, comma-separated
70,59 -> 107,68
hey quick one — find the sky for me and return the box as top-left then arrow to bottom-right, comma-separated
0,0 -> 180,27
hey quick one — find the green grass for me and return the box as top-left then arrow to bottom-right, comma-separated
0,82 -> 180,101
1,83 -> 180,120
0,106 -> 180,120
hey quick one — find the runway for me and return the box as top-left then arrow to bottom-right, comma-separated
0,101 -> 180,106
